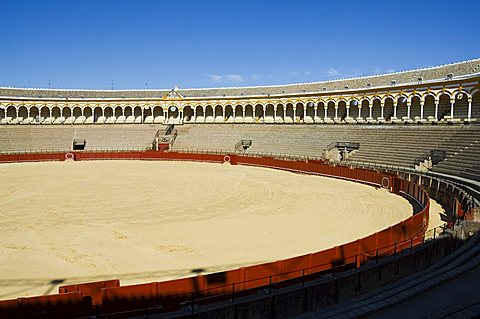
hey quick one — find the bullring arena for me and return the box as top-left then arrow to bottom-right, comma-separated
0,159 -> 445,300
0,59 -> 479,318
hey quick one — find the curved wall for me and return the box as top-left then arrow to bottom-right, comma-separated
0,59 -> 479,125
0,150 -> 430,318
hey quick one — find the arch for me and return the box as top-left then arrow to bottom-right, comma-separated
30,106 -> 39,122
40,106 -> 50,121
195,105 -> 204,123
360,100 -> 370,119
438,93 -> 451,120
133,106 -> 142,123
337,100 -> 347,120
244,104 -> 253,123
295,102 -> 304,122
183,106 -> 194,122
153,106 -> 164,124
114,106 -> 123,118
410,96 -> 422,120
214,105 -> 223,122
204,105 -> 213,122
453,93 -> 469,120
0,106 -> 5,122
371,99 -> 381,120
124,106 -> 132,116
383,98 -> 394,120
143,106 -> 153,123
7,105 -> 17,119
167,105 -> 179,123
275,103 -> 284,123
284,103 -> 294,123
225,105 -> 234,122
396,96 -> 408,119
84,107 -> 93,117
62,107 -> 72,119
51,107 -> 61,118
423,95 -> 436,119
305,103 -> 315,123
104,106 -> 113,118
84,107 -> 93,124
94,107 -> 104,123
152,106 -> 162,118
234,105 -> 243,122
254,104 -> 263,122
326,101 -> 335,119
73,107 -> 82,117
265,104 -> 274,123
349,100 -> 360,119
18,106 -> 28,120
73,107 -> 84,124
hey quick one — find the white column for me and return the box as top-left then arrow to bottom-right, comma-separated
335,107 -> 338,119
381,103 -> 384,119
242,106 -> 245,118
420,101 -> 424,120
193,107 -> 196,122
434,100 -> 439,119
283,107 -> 287,120
164,109 -> 168,124
262,106 -> 265,120
314,106 -> 317,119
407,102 -> 411,119
222,106 -> 225,119
450,99 -> 454,118
273,106 -> 277,122
346,106 -> 350,118
393,103 -> 397,119
233,107 -> 236,120
324,107 -> 328,119
468,98 -> 472,120
293,107 -> 296,121
369,105 -> 373,119
357,106 -> 362,119
303,106 -> 306,121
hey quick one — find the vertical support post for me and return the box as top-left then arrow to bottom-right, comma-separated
467,97 -> 472,121
450,99 -> 454,118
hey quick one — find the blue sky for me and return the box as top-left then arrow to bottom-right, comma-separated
1,0 -> 479,90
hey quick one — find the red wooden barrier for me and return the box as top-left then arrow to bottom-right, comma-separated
0,150 -> 433,315
59,279 -> 120,305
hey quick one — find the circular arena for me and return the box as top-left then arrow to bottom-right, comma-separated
0,59 -> 479,318
1,159 -> 420,300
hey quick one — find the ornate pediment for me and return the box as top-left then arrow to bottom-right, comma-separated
163,86 -> 183,100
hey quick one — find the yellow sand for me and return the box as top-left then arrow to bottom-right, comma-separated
0,160 -> 427,299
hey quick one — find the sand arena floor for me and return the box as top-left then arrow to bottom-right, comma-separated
0,160 -> 444,299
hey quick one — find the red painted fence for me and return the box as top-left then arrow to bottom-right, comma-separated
0,150 -> 429,317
